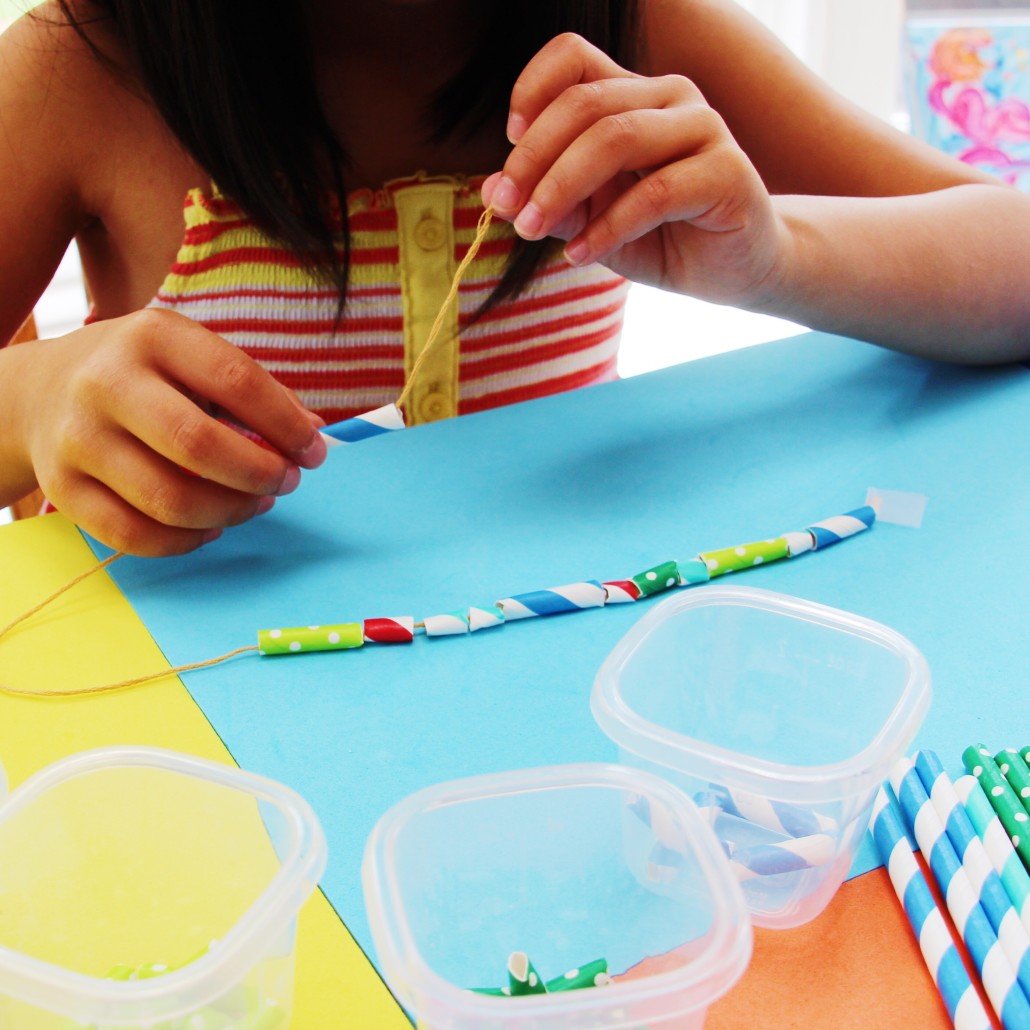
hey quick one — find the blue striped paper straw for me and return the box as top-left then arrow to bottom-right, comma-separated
871,786 -> 992,1030
916,751 -> 1030,998
892,756 -> 1030,1029
957,773 -> 1030,936
320,403 -> 405,447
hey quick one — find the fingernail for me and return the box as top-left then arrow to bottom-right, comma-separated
506,112 -> 528,143
514,202 -> 543,239
490,176 -> 521,213
295,432 -> 327,468
255,495 -> 276,516
201,528 -> 223,546
563,239 -> 590,266
276,465 -> 301,496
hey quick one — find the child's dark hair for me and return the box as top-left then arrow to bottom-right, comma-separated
54,0 -> 637,314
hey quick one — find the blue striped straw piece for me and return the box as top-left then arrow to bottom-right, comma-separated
892,756 -> 1030,1029
806,505 -> 876,550
320,403 -> 406,448
495,581 -> 606,621
957,773 -> 1030,936
725,833 -> 837,881
916,751 -> 1030,999
871,786 -> 992,1030
696,785 -> 838,838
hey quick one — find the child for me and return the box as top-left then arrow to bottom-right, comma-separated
1,0 -> 1027,557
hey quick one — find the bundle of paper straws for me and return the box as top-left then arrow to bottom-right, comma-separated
873,746 -> 1030,1030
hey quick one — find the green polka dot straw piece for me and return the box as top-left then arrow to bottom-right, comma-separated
507,951 -> 547,996
257,623 -> 364,656
631,560 -> 681,598
963,744 -> 1030,870
700,536 -> 791,577
996,748 -> 1030,816
545,957 -> 611,992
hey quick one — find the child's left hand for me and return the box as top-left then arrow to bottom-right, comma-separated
482,33 -> 786,308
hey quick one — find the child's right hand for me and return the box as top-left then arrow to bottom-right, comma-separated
6,309 -> 326,557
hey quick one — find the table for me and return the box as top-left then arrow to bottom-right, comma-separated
3,330 -> 1027,1028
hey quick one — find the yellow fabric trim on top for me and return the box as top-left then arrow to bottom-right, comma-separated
394,183 -> 459,425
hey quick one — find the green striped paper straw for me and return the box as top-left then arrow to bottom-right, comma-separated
998,749 -> 1030,817
964,745 -> 1030,871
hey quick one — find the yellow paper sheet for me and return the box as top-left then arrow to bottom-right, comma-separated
0,513 -> 408,1028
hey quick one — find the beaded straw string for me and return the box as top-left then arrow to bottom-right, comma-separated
1,208 -> 878,700
0,206 -> 496,698
0,497 -> 876,698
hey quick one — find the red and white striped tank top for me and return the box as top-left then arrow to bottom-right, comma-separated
150,173 -> 630,426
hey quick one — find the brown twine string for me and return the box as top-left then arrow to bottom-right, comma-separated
0,206 -> 496,700
395,205 -> 494,414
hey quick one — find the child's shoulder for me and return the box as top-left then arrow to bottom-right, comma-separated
0,3 -> 193,222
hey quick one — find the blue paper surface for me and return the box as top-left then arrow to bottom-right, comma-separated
95,331 -> 1030,962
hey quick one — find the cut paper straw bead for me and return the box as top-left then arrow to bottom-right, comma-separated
956,774 -> 1030,936
319,403 -> 405,448
257,623 -> 363,656
997,750 -> 1030,816
891,756 -> 1030,1030
700,537 -> 792,578
694,786 -> 838,838
676,558 -> 711,585
805,505 -> 877,549
422,610 -> 469,636
870,786 -> 993,1030
468,605 -> 504,632
724,833 -> 838,882
472,957 -> 611,997
362,617 -> 415,644
545,958 -> 612,992
602,580 -> 641,604
915,751 -> 1030,998
507,952 -> 547,996
631,561 -> 683,598
964,745 -> 1030,872
495,581 -> 605,620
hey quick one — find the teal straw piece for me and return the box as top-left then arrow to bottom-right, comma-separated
956,774 -> 1030,933
676,558 -> 710,585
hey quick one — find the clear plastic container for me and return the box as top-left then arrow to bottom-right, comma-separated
362,762 -> 752,1030
592,586 -> 931,929
0,746 -> 327,1029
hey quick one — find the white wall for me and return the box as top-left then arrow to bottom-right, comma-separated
740,0 -> 906,121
